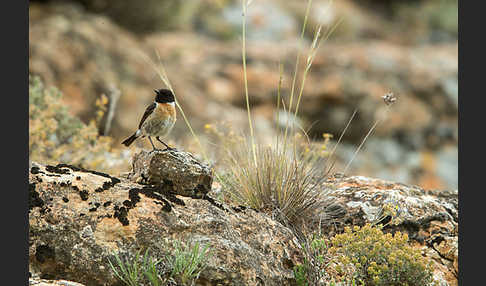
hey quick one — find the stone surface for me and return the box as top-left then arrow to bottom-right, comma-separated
29,158 -> 458,286
29,162 -> 301,286
321,174 -> 458,286
29,159 -> 458,285
127,149 -> 213,198
29,278 -> 86,286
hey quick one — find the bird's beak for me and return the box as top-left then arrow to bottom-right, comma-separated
153,89 -> 159,94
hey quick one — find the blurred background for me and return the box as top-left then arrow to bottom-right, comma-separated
29,0 -> 458,191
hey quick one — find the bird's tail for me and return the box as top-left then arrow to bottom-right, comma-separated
121,133 -> 138,147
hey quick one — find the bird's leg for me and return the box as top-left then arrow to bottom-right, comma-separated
156,136 -> 174,151
148,137 -> 161,151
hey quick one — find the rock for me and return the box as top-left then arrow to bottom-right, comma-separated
72,0 -> 229,35
320,175 -> 458,286
222,1 -> 298,41
436,145 -> 458,189
29,162 -> 301,285
29,278 -> 86,286
127,149 -> 213,198
29,159 -> 458,285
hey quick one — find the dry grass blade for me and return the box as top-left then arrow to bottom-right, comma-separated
342,94 -> 397,175
220,0 -> 341,234
283,0 -> 313,148
241,0 -> 258,168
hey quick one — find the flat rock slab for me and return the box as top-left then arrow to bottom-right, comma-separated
127,149 -> 213,198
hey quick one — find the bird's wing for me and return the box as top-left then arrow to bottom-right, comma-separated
138,102 -> 156,129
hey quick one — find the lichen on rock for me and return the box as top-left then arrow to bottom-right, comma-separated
127,149 -> 213,198
29,159 -> 300,285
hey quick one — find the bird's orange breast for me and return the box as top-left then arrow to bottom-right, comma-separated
154,103 -> 176,120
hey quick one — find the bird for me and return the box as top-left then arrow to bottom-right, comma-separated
121,88 -> 177,151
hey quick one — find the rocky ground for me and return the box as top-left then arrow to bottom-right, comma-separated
29,0 -> 457,191
29,148 -> 457,285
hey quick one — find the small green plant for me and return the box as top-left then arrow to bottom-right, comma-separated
108,249 -> 161,286
109,241 -> 212,286
293,233 -> 331,286
328,224 -> 435,286
293,264 -> 308,286
168,240 -> 212,285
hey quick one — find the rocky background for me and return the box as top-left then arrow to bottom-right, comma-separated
29,0 -> 458,191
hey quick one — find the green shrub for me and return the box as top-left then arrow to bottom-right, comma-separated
29,75 -> 121,172
293,233 -> 357,286
294,264 -> 309,286
293,234 -> 333,286
29,75 -> 83,155
328,224 -> 435,286
293,235 -> 328,286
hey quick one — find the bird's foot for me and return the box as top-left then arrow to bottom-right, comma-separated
163,146 -> 176,152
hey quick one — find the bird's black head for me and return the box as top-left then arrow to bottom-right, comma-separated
154,89 -> 175,104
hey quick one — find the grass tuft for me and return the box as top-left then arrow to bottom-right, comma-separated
109,241 -> 212,286
109,249 -> 154,286
221,137 -> 331,229
217,0 -> 339,232
168,240 -> 212,285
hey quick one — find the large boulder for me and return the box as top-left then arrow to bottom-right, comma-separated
29,155 -> 301,285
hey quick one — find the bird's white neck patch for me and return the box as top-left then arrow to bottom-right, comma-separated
154,102 -> 175,107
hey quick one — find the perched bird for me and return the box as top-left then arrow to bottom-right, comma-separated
121,88 -> 176,151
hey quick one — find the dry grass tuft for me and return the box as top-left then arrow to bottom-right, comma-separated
221,137 -> 331,228
215,0 -> 338,231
